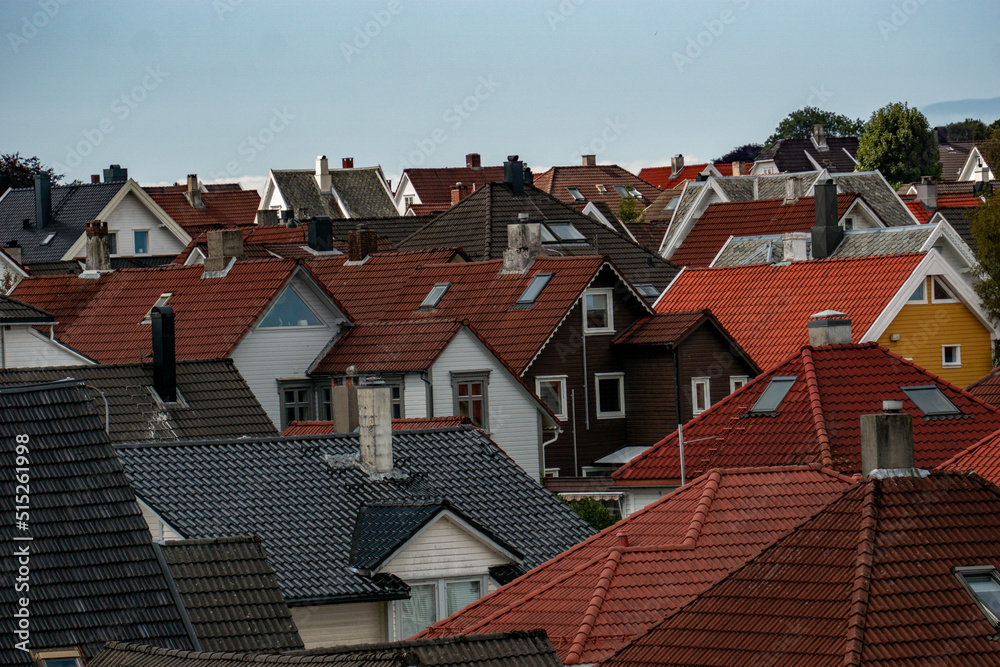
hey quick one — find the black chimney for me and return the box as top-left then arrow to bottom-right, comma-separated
151,306 -> 176,402
504,155 -> 524,194
34,174 -> 52,230
103,164 -> 128,182
811,179 -> 842,259
309,216 -> 334,251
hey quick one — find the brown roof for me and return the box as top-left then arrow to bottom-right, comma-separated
147,188 -> 261,235
402,166 -> 505,209
533,164 -> 659,209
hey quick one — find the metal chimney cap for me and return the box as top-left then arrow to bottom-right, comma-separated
518,212 -> 529,221
809,309 -> 848,320
507,155 -> 519,161
883,400 -> 903,413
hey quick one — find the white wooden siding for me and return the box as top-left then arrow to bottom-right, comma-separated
137,499 -> 182,542
402,372 -> 427,418
292,602 -> 386,648
381,515 -> 510,581
429,329 -> 543,479
103,192 -> 187,257
0,327 -> 91,368
623,486 -> 676,516
230,273 -> 346,426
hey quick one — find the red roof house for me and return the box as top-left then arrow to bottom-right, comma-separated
967,367 -> 1000,410
145,183 -> 261,236
638,161 -> 744,190
532,162 -> 659,210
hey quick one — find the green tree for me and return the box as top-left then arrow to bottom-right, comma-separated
562,496 -> 619,531
856,102 -> 942,186
765,106 -> 865,147
971,192 -> 1000,365
617,186 -> 646,224
945,118 -> 990,142
0,153 -> 61,194
714,143 -> 763,163
979,126 -> 1000,179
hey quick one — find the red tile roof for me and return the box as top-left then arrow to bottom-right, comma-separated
602,472 -> 1000,666
147,189 -> 261,235
281,416 -> 470,435
940,428 -> 1000,488
173,224 -> 398,264
312,319 -> 463,373
610,309 -> 704,345
403,167 -> 505,209
901,196 -> 935,224
10,259 -> 313,363
653,253 -> 926,369
614,342 -> 1000,484
532,165 -> 659,209
967,367 -> 1000,410
638,163 -> 742,190
939,195 -> 987,208
670,193 -> 861,268
418,464 -> 855,664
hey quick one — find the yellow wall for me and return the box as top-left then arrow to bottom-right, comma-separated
877,277 -> 993,387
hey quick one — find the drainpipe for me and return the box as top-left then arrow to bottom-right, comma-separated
581,298 -> 590,431
571,390 -> 579,477
671,343 -> 686,486
419,371 -> 433,417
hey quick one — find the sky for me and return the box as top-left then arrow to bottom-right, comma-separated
2,0 -> 998,192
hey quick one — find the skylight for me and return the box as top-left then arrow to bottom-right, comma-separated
566,186 -> 585,202
750,376 -> 797,413
628,186 -> 643,199
141,292 -> 174,323
955,566 -> 1000,627
41,232 -> 56,245
420,282 -> 451,309
541,222 -> 587,244
901,385 -> 961,416
595,184 -> 608,193
613,185 -> 629,198
663,195 -> 680,212
516,273 -> 553,306
635,283 -> 660,298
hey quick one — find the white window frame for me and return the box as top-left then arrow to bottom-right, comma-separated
535,375 -> 568,421
258,286 -> 326,329
32,649 -> 84,667
133,229 -> 150,255
730,375 -> 749,393
692,377 -> 711,415
583,288 -> 615,335
393,575 -> 487,640
594,372 -> 625,419
942,344 -> 962,368
107,231 -> 119,256
930,276 -> 958,303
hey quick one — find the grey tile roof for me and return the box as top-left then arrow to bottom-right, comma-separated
272,169 -> 396,220
0,295 -> 53,322
329,215 -> 439,248
0,379 -> 195,664
938,140 -> 976,181
91,642 -> 399,667
397,183 -> 679,295
0,181 -> 124,262
827,171 -> 914,227
160,537 -> 304,652
24,259 -> 82,275
937,207 -> 976,251
272,171 -> 342,219
115,426 -> 593,605
0,359 -> 278,443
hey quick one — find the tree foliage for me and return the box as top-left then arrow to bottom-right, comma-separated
617,187 -> 646,224
971,192 -> 1000,365
764,106 -> 864,147
0,153 -> 61,195
979,126 -> 1000,179
856,102 -> 942,186
562,496 -> 619,531
944,118 -> 990,142
714,143 -> 763,163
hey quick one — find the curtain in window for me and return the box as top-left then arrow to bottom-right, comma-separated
446,580 -> 481,616
399,583 -> 436,639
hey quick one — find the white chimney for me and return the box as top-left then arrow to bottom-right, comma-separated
784,176 -> 802,204
316,155 -> 331,193
186,174 -> 203,208
782,232 -> 810,262
501,213 -> 541,274
670,154 -> 684,177
807,310 -> 852,346
812,124 -> 828,151
358,385 -> 392,475
861,401 -> 918,477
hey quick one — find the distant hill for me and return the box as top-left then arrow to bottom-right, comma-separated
921,96 -> 1000,126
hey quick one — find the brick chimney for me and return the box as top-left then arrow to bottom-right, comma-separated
466,153 -> 481,169
91,175 -> 100,184
861,401 -> 917,477
670,154 -> 684,177
915,176 -> 938,210
502,213 -> 541,274
151,306 -> 176,403
358,385 -> 393,475
811,179 -> 843,259
812,124 -> 828,151
256,209 -> 279,226
807,310 -> 852,346
85,220 -> 110,272
582,154 -> 596,167
348,225 -> 379,262
315,155 -> 331,192
731,161 -> 743,176
186,174 -> 204,208
342,157 -> 354,169
203,229 -> 244,273
450,182 -> 469,206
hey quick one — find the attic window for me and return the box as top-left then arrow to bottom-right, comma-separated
663,195 -> 680,212
613,185 -> 629,198
954,566 -> 1000,627
749,376 -> 796,413
566,186 -> 585,202
420,282 -> 451,309
260,287 -> 322,327
931,276 -> 957,303
628,186 -> 643,199
635,283 -> 660,298
541,222 -> 587,244
32,649 -> 84,667
515,273 -> 553,306
595,184 -> 608,193
901,385 -> 960,416
41,232 -> 56,245
141,292 -> 174,323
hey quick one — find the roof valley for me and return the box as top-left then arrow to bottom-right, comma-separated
801,347 -> 833,466
842,480 -> 879,665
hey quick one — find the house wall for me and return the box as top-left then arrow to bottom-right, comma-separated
291,601 -> 386,648
429,328 -> 542,478
402,372 -> 428,418
103,192 -> 188,257
622,486 -> 676,516
0,326 -> 91,368
231,273 -> 346,426
392,176 -> 419,215
137,498 -> 183,542
381,515 -> 510,581
877,281 -> 993,387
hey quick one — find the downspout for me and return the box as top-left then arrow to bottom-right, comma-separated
571,390 -> 578,476
419,371 -> 433,418
1,326 -> 5,368
581,298 -> 590,431
671,343 -> 686,486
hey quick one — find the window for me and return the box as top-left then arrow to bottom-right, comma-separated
908,279 -> 926,303
955,566 -> 1000,627
750,376 -> 797,413
595,372 -> 625,419
842,217 -> 854,230
635,283 -> 660,299
663,195 -> 681,212
931,276 -> 957,303
141,292 -> 174,323
627,185 -> 643,199
134,230 -> 149,254
536,375 -> 568,420
404,195 -> 415,208
280,384 -> 313,427
516,273 -> 553,306
901,385 -> 961,416
420,282 -> 451,309
595,184 -> 608,193
541,221 -> 587,244
613,185 -> 629,198
942,345 -> 962,367
260,287 -> 322,327
692,377 -> 711,414
583,288 -> 614,334
41,232 -> 56,245
108,232 -> 118,255
32,650 -> 84,667
320,385 -> 332,421
730,375 -> 749,393
395,578 -> 483,640
453,373 -> 488,429
566,186 -> 585,202
389,382 -> 404,419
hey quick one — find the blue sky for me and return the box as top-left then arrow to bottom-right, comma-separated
2,0 -> 998,191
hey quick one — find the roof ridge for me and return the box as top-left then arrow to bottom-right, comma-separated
564,546 -> 625,665
842,479 -> 879,665
801,347 -> 833,466
681,470 -> 721,547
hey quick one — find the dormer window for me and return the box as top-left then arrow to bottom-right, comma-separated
260,287 -> 322,327
141,292 -> 174,324
540,222 -> 587,244
566,186 -> 585,202
749,376 -> 796,414
515,273 -> 553,307
954,566 -> 1000,627
901,385 -> 960,416
420,282 -> 451,309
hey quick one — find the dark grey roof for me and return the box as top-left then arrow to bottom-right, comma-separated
0,181 -> 124,262
937,207 -> 976,251
115,426 -> 593,604
397,182 -> 679,295
938,140 -> 977,181
330,215 -> 438,247
757,136 -> 859,172
272,169 -> 397,220
112,255 -> 177,269
828,171 -> 915,227
0,295 -> 53,323
160,537 -> 304,652
0,359 -> 278,443
90,642 -> 398,667
0,379 -> 195,664
24,259 -> 83,275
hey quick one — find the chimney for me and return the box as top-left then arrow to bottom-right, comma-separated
332,382 -> 359,432
85,220 -> 111,272
102,164 -> 128,182
203,228 -> 244,273
934,126 -> 948,144
670,154 -> 684,177
504,155 -> 525,194
316,155 -> 331,192
256,209 -> 279,226
977,162 -> 991,183
812,124 -> 828,150
782,232 -> 810,262
811,179 -> 843,259
502,213 -> 541,274
4,241 -> 20,264
186,174 -> 204,208
308,216 -> 334,252
807,310 -> 852,346
914,176 -> 937,210
347,224 -> 379,262
466,153 -> 481,170
450,182 -> 469,206
358,385 -> 393,475
783,175 -> 802,204
861,401 -> 917,477
150,306 -> 176,403
731,161 -> 743,176
342,157 -> 354,169
617,531 -> 629,548
582,154 -> 596,167
34,174 -> 52,230
91,174 -> 100,184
